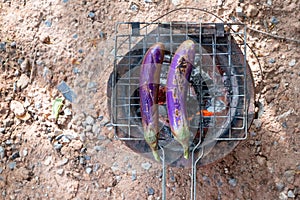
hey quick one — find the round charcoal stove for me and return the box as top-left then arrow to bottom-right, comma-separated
107,22 -> 255,167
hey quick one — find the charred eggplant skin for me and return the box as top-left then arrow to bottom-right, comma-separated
166,40 -> 196,159
139,43 -> 165,161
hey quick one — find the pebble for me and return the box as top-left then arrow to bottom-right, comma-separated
130,3 -> 139,11
20,59 -> 30,71
61,136 -> 71,143
0,127 -> 5,133
10,100 -> 26,117
257,155 -> 267,166
0,168 -> 3,174
0,42 -> 6,51
0,146 -> 5,159
10,41 -> 16,48
58,158 -> 69,166
131,170 -> 137,181
287,190 -> 295,198
8,162 -> 16,170
288,59 -> 296,67
63,108 -> 72,116
144,0 -> 152,2
279,192 -> 288,200
270,16 -> 279,24
236,6 -> 243,17
85,167 -> 92,174
267,0 -> 272,6
11,152 -> 20,160
44,156 -> 52,165
269,58 -> 276,64
22,149 -> 28,157
86,116 -> 95,125
92,124 -> 101,134
141,162 -> 152,170
228,178 -> 237,187
53,142 -> 63,150
171,0 -> 180,6
253,119 -> 262,129
284,170 -> 295,183
246,5 -> 259,18
17,74 -> 30,89
94,145 -> 105,152
275,182 -> 285,191
87,82 -> 97,90
93,163 -> 100,172
45,20 -> 52,27
56,169 -> 64,175
147,187 -> 154,195
85,125 -> 92,132
88,11 -> 95,18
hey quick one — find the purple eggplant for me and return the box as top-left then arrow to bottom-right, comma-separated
139,43 -> 165,161
166,40 -> 195,159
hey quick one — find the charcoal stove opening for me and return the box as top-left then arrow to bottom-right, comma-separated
108,22 -> 255,167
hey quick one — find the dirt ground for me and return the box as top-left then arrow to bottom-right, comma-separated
0,0 -> 299,199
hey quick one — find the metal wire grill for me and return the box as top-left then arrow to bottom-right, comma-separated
109,21 -> 252,199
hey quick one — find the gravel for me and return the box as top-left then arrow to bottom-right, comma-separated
0,146 -> 5,159
287,190 -> 295,198
147,187 -> 154,195
141,162 -> 152,170
17,74 -> 30,89
275,182 -> 285,191
131,170 -> 137,181
56,169 -> 64,175
8,162 -> 16,170
284,170 -> 295,184
85,116 -> 95,125
289,59 -> 296,67
85,167 -> 92,174
58,158 -> 69,166
228,178 -> 237,187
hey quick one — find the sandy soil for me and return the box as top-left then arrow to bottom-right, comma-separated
0,0 -> 299,199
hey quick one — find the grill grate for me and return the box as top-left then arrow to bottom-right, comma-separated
109,21 -> 253,199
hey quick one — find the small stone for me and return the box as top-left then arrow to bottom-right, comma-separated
20,59 -> 30,71
61,136 -> 71,143
130,3 -> 139,11
279,192 -> 288,200
22,149 -> 28,157
88,11 -> 95,18
92,124 -> 101,134
287,190 -> 295,198
111,162 -> 119,172
131,170 -> 137,181
236,6 -> 243,17
10,100 -> 26,117
11,152 -> 20,160
94,145 -> 105,152
0,168 -> 3,174
171,0 -> 180,6
45,20 -> 52,27
56,169 -> 64,175
53,142 -> 63,150
17,74 -> 30,89
228,178 -> 237,187
58,158 -> 69,166
0,128 -> 5,133
8,162 -> 16,170
267,0 -> 272,6
0,146 -> 5,159
85,125 -> 92,132
86,167 -> 92,174
93,163 -> 100,172
147,187 -> 154,195
269,58 -> 276,64
257,155 -> 267,166
253,119 -> 262,129
97,116 -> 104,121
288,59 -> 296,67
10,41 -> 16,48
275,182 -> 285,191
246,5 -> 259,18
141,162 -> 152,170
270,16 -> 279,24
0,42 -> 6,51
86,116 -> 95,125
284,170 -> 295,184
87,82 -> 97,90
44,156 -> 52,165
63,108 -> 72,116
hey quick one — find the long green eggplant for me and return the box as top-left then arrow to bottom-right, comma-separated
139,43 -> 165,161
166,40 -> 195,159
